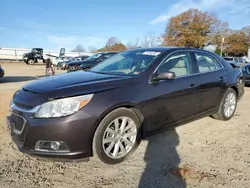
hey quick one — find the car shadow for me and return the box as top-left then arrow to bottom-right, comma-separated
0,76 -> 44,83
138,128 -> 186,188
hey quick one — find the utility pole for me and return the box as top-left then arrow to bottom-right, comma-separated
220,37 -> 224,57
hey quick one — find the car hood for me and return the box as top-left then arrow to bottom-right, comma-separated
23,71 -> 133,99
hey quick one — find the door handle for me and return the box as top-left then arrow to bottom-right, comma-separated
189,84 -> 197,89
218,77 -> 224,82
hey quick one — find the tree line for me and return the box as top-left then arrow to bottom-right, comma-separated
72,9 -> 250,57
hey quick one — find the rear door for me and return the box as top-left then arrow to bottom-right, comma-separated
192,51 -> 227,113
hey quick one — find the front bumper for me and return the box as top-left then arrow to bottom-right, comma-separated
7,104 -> 98,161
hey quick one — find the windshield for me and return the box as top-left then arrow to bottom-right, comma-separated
85,53 -> 103,61
89,50 -> 162,76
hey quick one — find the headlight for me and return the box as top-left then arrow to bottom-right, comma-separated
34,94 -> 93,118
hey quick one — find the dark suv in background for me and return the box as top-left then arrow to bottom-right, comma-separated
7,47 -> 244,164
67,52 -> 117,72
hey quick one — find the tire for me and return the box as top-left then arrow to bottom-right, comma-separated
27,59 -> 35,65
212,88 -> 237,121
93,108 -> 141,164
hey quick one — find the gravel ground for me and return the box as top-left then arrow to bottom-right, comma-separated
0,63 -> 249,188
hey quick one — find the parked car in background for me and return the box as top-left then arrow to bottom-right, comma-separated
0,65 -> 4,78
75,55 -> 90,61
60,55 -> 89,70
240,64 -> 250,85
56,57 -> 75,70
67,52 -> 117,72
7,47 -> 244,164
223,56 -> 247,66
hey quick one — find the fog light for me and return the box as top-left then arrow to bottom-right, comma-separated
51,141 -> 60,150
35,141 -> 69,152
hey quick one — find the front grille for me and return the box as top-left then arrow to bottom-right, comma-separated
11,114 -> 26,133
13,101 -> 35,110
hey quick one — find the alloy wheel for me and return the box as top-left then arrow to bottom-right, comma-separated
102,117 -> 137,159
223,92 -> 236,117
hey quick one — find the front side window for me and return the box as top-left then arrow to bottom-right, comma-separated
157,52 -> 192,77
90,50 -> 162,75
195,52 -> 222,73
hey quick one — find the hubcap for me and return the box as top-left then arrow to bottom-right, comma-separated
102,117 -> 137,159
224,92 -> 236,117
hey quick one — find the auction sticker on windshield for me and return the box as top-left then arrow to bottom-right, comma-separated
142,51 -> 161,56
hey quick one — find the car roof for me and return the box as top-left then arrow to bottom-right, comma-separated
124,47 -> 219,54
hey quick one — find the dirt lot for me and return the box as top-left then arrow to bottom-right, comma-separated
0,63 -> 249,188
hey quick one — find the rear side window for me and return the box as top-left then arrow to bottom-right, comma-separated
157,52 -> 192,77
195,52 -> 222,73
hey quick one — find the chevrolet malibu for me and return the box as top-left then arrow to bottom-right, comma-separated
7,47 -> 244,164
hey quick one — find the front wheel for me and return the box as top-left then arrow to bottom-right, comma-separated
212,88 -> 237,121
93,108 -> 141,164
27,59 -> 35,65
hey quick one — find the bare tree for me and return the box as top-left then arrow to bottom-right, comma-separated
105,37 -> 119,47
141,32 -> 161,48
88,46 -> 97,53
126,38 -> 140,49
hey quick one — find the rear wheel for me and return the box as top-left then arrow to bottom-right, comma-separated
93,108 -> 141,164
212,88 -> 237,121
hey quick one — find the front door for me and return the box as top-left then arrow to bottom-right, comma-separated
146,51 -> 199,133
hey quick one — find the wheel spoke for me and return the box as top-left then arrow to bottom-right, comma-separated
119,142 -> 126,155
123,131 -> 137,138
123,138 -> 134,147
114,119 -> 119,132
120,117 -> 128,132
227,107 -> 230,117
103,137 -> 115,144
106,141 -> 115,154
106,127 -> 116,135
123,122 -> 135,132
112,141 -> 120,157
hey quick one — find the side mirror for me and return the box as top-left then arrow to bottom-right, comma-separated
151,71 -> 176,82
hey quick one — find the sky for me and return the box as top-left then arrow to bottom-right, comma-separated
0,0 -> 250,51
